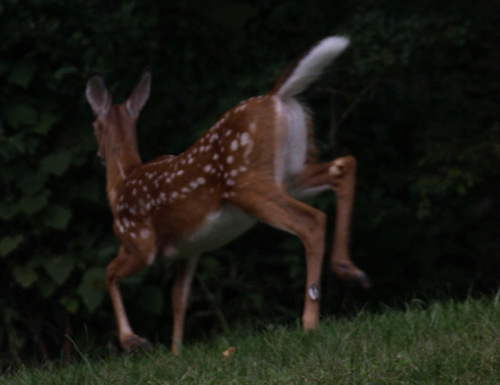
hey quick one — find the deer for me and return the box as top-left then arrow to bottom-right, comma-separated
85,36 -> 370,354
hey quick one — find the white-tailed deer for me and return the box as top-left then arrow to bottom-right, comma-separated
86,36 -> 370,354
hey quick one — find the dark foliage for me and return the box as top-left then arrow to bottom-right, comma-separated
0,0 -> 498,366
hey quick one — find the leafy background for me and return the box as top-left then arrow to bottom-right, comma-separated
0,0 -> 499,365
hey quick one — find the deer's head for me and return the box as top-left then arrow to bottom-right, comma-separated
85,70 -> 151,164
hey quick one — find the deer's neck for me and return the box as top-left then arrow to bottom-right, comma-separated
104,141 -> 142,210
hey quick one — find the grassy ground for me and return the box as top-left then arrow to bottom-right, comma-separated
2,297 -> 500,384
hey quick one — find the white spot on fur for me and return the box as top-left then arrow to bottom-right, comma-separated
244,139 -> 254,159
140,228 -> 151,239
240,132 -> 250,146
117,161 -> 126,179
230,140 -> 238,151
227,156 -> 234,164
235,103 -> 247,113
116,220 -> 125,234
109,188 -> 118,203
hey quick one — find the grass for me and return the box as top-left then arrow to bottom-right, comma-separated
2,297 -> 500,384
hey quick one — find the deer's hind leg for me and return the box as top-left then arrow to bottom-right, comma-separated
233,186 -> 327,330
295,156 -> 371,288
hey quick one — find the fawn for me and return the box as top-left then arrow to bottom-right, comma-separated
86,36 -> 370,354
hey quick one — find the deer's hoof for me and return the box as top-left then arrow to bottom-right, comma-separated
354,272 -> 372,289
122,335 -> 153,351
331,262 -> 372,289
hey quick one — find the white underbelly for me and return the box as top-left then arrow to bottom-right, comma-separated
167,204 -> 257,258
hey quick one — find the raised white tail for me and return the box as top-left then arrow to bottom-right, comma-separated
274,36 -> 349,98
86,36 -> 368,354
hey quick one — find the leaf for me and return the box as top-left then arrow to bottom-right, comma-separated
40,150 -> 73,176
78,267 -> 106,313
44,255 -> 75,285
13,265 -> 38,288
16,172 -> 48,196
18,190 -> 50,215
0,62 -> 9,75
0,235 -> 24,257
54,66 -> 78,80
8,61 -> 37,88
60,296 -> 80,314
32,111 -> 59,136
37,277 -> 57,298
44,205 -> 72,230
0,201 -> 19,221
4,104 -> 38,128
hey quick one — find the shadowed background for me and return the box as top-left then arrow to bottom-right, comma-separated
0,0 -> 498,365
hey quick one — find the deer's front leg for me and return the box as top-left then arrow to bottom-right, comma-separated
106,245 -> 154,350
296,156 -> 371,288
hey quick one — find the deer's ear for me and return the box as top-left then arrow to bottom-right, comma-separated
86,73 -> 111,117
126,68 -> 151,118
